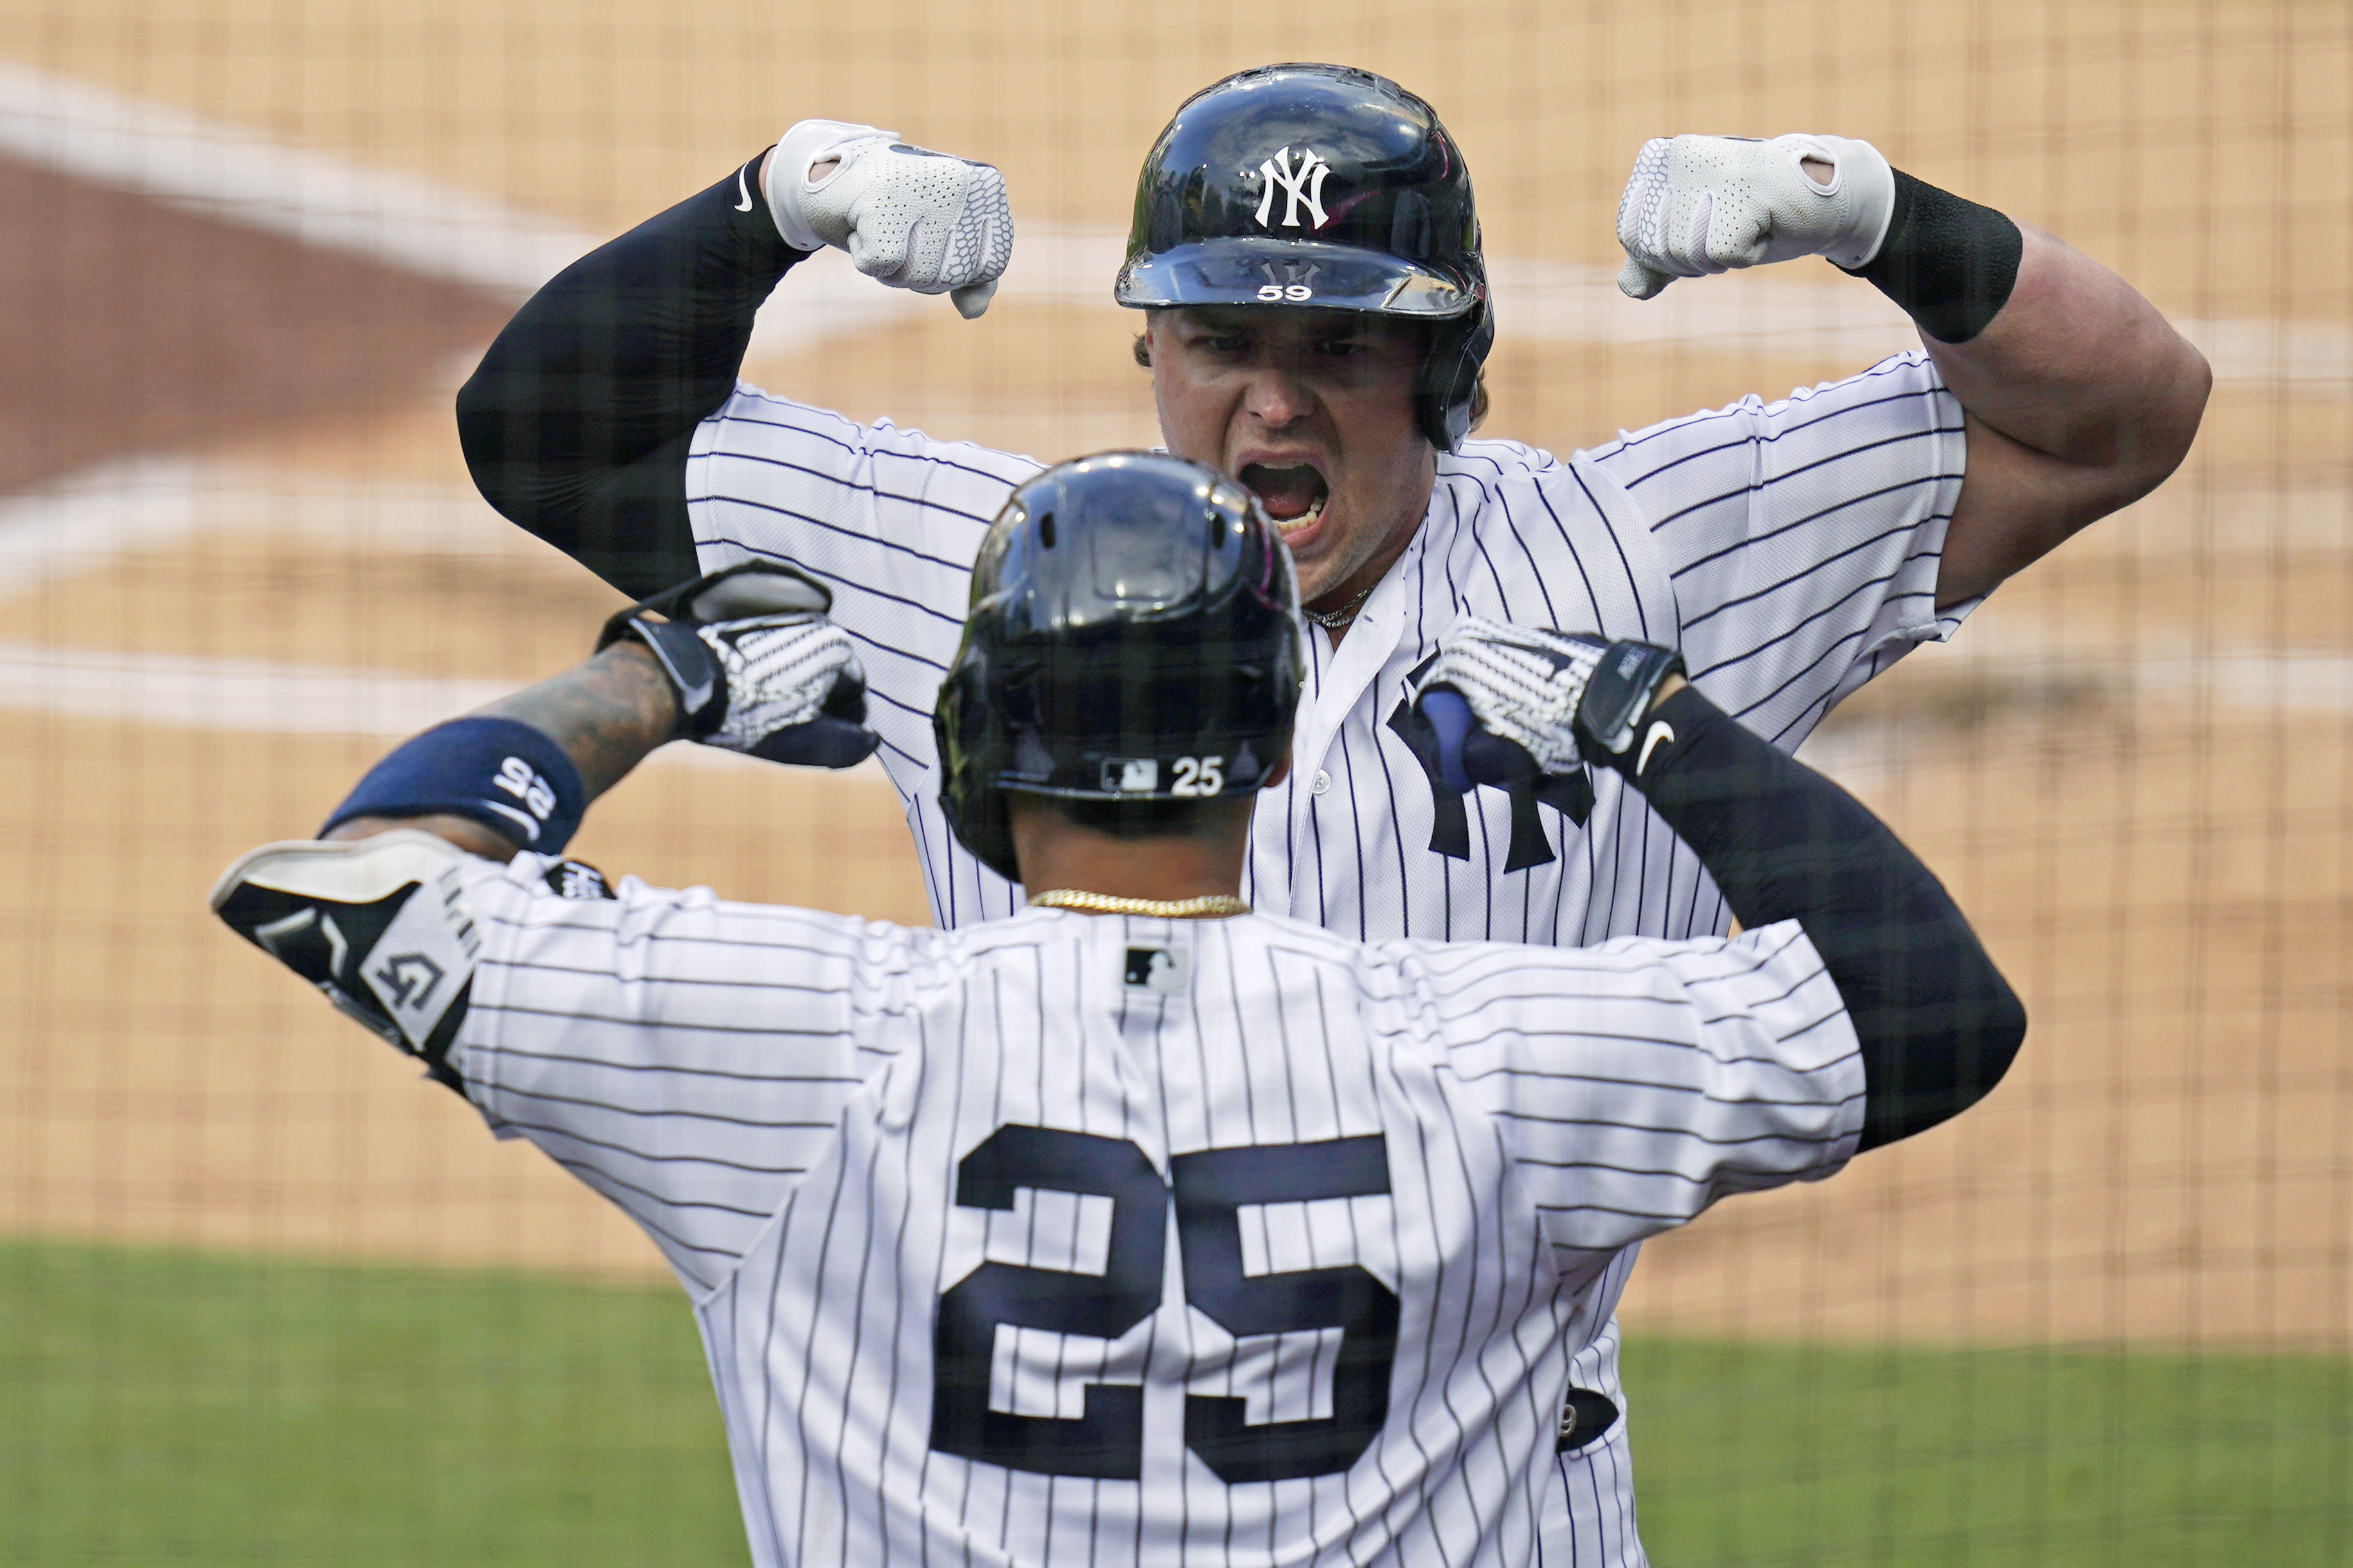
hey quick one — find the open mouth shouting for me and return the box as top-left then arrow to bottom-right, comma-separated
1238,458 -> 1330,546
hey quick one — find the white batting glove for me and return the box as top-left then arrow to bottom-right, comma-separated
763,118 -> 1013,319
1416,617 -> 1613,775
695,613 -> 869,760
599,561 -> 880,770
1614,132 -> 1896,300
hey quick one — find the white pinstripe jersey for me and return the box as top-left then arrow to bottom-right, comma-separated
681,349 -> 1967,1564
448,854 -> 1865,1568
685,350 -> 1967,946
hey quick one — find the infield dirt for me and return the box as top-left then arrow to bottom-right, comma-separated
0,0 -> 2346,1350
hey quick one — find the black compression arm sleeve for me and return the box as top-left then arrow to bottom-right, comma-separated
1613,687 -> 2026,1149
1837,169 -> 2023,345
455,155 -> 808,597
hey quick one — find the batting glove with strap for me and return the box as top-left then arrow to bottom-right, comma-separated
597,561 -> 880,770
1614,132 -> 1896,300
1412,617 -> 1685,789
763,118 -> 1012,319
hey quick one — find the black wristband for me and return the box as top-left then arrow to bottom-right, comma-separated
1838,169 -> 2022,344
1573,640 -> 1685,764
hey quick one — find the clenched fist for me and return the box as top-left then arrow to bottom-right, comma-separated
1614,132 -> 1895,300
763,118 -> 1013,319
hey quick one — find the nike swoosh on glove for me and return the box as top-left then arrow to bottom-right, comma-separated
597,561 -> 881,770
1614,132 -> 1895,299
763,118 -> 1013,318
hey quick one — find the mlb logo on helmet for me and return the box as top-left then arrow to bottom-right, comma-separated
1104,758 -> 1159,793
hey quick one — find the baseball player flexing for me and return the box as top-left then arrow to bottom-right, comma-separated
215,453 -> 2025,1567
453,63 -> 2201,1561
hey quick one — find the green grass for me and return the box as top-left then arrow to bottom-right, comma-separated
1623,1338 -> 2353,1567
4,1238 -> 2348,1565
3,1239 -> 745,1566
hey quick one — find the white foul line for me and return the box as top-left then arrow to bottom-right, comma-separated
0,640 -> 516,737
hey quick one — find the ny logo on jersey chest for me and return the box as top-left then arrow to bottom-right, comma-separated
1385,654 -> 1595,874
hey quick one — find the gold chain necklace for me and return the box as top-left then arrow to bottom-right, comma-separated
1300,582 -> 1375,630
1027,888 -> 1251,919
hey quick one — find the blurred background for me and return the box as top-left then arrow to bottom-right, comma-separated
0,1 -> 2346,1562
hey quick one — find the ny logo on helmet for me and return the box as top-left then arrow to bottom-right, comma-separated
1255,147 -> 1331,230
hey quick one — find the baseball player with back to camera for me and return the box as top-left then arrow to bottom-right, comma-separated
453,63 -> 2203,1561
215,451 -> 2026,1567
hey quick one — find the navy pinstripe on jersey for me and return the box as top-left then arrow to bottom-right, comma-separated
684,350 -> 1965,944
680,350 -> 1965,1567
448,852 -> 1864,1568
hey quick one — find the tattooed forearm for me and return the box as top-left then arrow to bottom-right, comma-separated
474,642 -> 682,800
321,643 -> 680,858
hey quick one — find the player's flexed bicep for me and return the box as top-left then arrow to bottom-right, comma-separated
1583,356 -> 1967,750
458,120 -> 1014,603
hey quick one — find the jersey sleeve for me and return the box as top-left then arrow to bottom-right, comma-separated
445,854 -> 920,1291
1584,351 -> 1970,747
1426,919 -> 1866,1274
684,390 -> 1039,789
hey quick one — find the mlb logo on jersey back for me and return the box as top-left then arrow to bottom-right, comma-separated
543,859 -> 615,901
1104,758 -> 1158,793
1125,947 -> 1188,994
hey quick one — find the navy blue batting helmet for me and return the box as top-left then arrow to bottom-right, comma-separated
932,452 -> 1305,884
1114,62 -> 1493,451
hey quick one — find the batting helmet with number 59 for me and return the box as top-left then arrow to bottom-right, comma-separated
1114,62 -> 1494,453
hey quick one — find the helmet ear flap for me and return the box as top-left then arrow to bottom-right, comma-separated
1415,305 -> 1493,452
932,651 -> 1023,884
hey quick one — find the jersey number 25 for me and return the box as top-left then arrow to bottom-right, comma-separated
930,1125 -> 1397,1482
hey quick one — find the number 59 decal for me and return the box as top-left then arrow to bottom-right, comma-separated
1255,284 -> 1314,302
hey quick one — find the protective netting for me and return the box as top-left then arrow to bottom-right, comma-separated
0,2 -> 2345,1562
